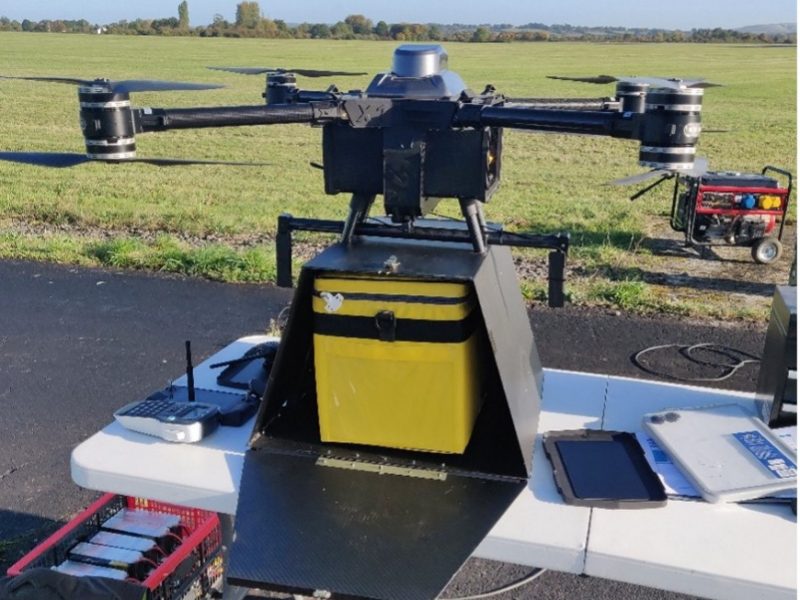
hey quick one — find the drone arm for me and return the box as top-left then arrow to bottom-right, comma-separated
296,90 -> 340,103
455,104 -> 638,138
455,102 -> 701,172
135,102 -> 342,132
504,99 -> 621,111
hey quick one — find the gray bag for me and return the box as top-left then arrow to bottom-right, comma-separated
0,568 -> 145,600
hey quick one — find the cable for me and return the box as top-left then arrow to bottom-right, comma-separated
681,343 -> 759,368
276,305 -> 291,331
428,211 -> 461,223
166,532 -> 185,545
632,343 -> 760,383
429,211 -> 503,233
441,568 -> 546,600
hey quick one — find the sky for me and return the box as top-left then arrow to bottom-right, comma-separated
0,0 -> 796,30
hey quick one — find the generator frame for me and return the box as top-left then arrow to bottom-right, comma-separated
670,165 -> 793,263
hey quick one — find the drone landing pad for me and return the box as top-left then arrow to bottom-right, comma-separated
228,445 -> 525,600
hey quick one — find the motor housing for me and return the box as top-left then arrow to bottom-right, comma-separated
78,85 -> 136,160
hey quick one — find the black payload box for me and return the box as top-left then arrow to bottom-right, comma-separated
228,237 -> 542,600
757,285 -> 797,427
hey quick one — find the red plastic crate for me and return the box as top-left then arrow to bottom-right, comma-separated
8,494 -> 223,600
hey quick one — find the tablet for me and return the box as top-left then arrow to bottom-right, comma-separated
543,430 -> 667,509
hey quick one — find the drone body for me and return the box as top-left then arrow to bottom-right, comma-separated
321,46 -> 503,230
195,45 -> 709,250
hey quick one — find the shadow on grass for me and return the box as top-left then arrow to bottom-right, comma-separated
639,236 -> 699,258
575,264 -> 776,297
639,236 -> 759,264
526,220 -> 762,266
506,221 -> 645,252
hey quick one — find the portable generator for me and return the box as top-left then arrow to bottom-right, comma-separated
670,166 -> 793,264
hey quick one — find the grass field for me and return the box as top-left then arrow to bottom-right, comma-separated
0,34 -> 795,319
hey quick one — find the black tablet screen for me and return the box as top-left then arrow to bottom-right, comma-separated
555,439 -> 654,500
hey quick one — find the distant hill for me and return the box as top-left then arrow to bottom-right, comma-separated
736,23 -> 796,35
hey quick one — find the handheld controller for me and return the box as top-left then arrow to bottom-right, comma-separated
113,397 -> 220,443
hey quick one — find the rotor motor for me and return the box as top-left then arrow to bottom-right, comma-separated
615,81 -> 649,113
265,72 -> 297,104
638,87 -> 703,171
78,85 -> 137,160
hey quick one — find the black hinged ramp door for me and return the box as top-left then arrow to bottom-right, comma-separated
229,239 -> 539,599
228,444 -> 525,600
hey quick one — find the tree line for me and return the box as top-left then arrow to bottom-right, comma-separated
0,2 -> 795,44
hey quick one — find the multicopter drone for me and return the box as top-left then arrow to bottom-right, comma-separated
1,45 -> 719,599
0,45 -> 711,305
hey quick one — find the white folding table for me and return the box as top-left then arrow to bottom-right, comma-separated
71,335 -> 797,600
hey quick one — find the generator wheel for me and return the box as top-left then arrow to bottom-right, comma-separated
751,237 -> 783,264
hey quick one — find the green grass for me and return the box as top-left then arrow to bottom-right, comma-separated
0,230 -> 278,281
0,34 -> 795,318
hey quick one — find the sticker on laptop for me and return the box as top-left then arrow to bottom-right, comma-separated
732,430 -> 797,479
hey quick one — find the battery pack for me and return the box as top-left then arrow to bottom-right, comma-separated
312,275 -> 483,453
90,531 -> 165,567
10,494 -> 223,600
68,542 -> 145,575
89,531 -> 161,555
102,508 -> 181,539
53,560 -> 128,580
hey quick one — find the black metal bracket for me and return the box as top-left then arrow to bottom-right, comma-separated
762,165 -> 793,241
275,214 -> 570,307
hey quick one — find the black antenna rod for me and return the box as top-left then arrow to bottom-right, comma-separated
185,340 -> 195,402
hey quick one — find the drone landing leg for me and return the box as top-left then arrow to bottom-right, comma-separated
459,198 -> 487,253
475,203 -> 488,236
341,193 -> 375,245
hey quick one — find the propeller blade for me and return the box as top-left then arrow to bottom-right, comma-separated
685,156 -> 709,177
209,66 -> 366,77
629,173 -> 675,201
0,75 -> 94,86
612,169 -> 672,186
120,157 -> 268,167
593,154 -> 708,189
620,76 -> 720,90
0,151 -> 91,168
547,75 -> 618,85
110,80 -> 223,93
291,68 -> 367,77
208,66 -> 274,75
1,75 -> 221,93
685,81 -> 723,89
547,74 -> 721,90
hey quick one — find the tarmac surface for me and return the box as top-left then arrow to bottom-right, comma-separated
0,259 -> 771,599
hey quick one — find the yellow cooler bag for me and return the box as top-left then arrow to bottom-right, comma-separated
312,275 -> 483,454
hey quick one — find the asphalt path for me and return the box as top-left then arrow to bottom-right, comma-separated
0,259 -> 769,599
